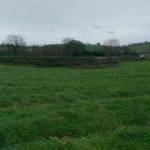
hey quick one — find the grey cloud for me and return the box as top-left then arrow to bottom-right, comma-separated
106,30 -> 116,35
92,25 -> 102,30
0,0 -> 150,44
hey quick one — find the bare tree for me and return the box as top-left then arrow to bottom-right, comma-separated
62,37 -> 86,56
4,34 -> 26,47
4,34 -> 26,54
104,38 -> 120,47
103,38 -> 120,56
62,37 -> 74,44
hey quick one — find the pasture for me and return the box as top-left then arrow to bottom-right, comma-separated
130,44 -> 150,54
0,61 -> 150,149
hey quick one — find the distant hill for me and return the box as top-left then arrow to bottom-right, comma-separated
129,42 -> 150,54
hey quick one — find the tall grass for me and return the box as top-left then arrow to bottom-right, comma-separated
0,61 -> 149,149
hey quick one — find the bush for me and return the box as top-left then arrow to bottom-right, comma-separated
0,43 -> 137,58
0,56 -> 118,67
64,40 -> 86,56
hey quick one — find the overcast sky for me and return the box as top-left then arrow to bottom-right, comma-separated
0,0 -> 150,45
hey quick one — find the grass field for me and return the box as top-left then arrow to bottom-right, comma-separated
130,44 -> 150,54
0,61 -> 150,149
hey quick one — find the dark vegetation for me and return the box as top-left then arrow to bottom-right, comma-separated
0,34 -> 140,67
0,56 -> 119,68
0,43 -> 137,57
0,34 -> 150,67
0,44 -> 137,67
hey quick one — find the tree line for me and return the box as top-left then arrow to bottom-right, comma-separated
0,34 -> 137,57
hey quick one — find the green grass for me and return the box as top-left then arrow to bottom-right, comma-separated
130,44 -> 150,53
0,61 -> 150,149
